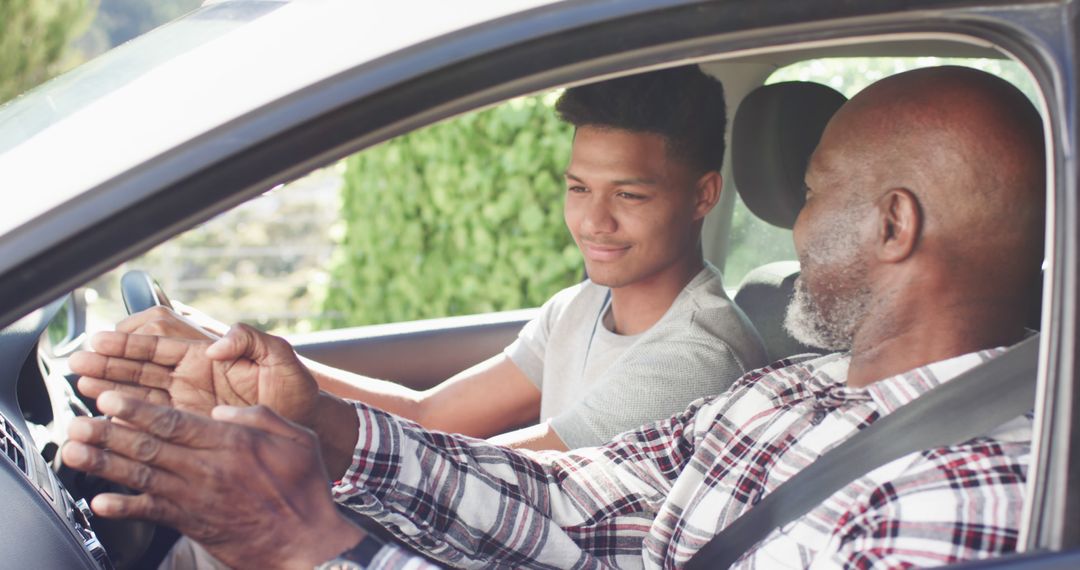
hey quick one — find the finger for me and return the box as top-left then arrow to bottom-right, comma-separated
206,324 -> 264,362
116,307 -> 180,334
88,331 -> 192,367
61,440 -> 187,497
69,352 -> 173,390
68,416 -> 200,474
76,377 -> 171,406
95,392 -> 221,447
212,405 -> 309,441
90,491 -> 186,527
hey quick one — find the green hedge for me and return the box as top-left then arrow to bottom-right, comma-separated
318,95 -> 582,327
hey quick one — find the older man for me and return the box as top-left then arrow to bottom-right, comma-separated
61,65 -> 1044,569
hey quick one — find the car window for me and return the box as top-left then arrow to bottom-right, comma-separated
86,93 -> 578,335
85,57 -> 1040,336
722,56 -> 1038,286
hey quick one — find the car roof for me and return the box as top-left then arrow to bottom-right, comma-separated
0,0 -> 561,237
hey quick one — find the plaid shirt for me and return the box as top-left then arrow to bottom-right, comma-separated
331,348 -> 1030,569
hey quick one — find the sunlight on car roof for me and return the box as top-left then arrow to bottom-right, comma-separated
0,0 -> 558,237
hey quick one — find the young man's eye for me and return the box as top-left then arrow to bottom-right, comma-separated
617,192 -> 646,200
567,185 -> 588,193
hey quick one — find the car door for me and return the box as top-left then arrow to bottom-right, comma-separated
2,0 -> 1079,567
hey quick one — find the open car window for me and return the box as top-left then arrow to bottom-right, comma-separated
87,92 -> 580,336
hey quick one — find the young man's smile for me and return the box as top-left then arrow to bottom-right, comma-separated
579,239 -> 632,262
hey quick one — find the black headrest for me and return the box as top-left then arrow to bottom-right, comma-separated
732,82 -> 847,229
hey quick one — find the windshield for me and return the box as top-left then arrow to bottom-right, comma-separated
0,0 -> 555,237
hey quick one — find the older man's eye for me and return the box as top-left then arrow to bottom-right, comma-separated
617,192 -> 646,200
567,185 -> 588,193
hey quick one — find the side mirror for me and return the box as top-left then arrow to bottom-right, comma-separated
44,290 -> 88,357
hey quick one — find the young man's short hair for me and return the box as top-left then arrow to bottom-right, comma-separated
555,65 -> 727,174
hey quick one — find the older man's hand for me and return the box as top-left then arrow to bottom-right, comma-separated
61,392 -> 365,570
70,324 -> 319,427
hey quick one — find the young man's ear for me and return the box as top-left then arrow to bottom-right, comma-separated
876,188 -> 922,262
693,171 -> 723,220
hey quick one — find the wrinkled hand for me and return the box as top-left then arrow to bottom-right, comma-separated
61,393 -> 365,570
70,324 -> 319,427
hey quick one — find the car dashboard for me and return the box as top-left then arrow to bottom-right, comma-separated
0,298 -> 118,569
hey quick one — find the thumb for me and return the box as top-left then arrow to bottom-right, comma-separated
206,324 -> 267,362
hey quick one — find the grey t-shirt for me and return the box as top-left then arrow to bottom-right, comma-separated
504,263 -> 767,448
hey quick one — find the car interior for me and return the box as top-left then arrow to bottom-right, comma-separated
283,41 -> 1041,391
0,8 -> 1063,567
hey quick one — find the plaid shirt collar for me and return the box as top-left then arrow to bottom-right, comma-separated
789,346 -> 1009,414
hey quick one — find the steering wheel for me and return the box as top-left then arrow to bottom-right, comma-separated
120,270 -> 173,314
58,270 -> 181,567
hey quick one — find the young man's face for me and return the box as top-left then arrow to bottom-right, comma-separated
563,126 -> 712,289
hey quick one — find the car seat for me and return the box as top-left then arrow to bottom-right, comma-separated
730,81 -> 847,361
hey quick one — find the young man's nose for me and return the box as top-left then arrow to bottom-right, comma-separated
581,198 -> 617,234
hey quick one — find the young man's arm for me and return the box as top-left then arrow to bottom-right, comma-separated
307,352 -> 544,441
489,419 -> 568,451
116,307 -> 557,448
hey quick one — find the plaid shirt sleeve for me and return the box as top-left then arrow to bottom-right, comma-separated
331,397 -> 709,568
807,439 -> 1028,569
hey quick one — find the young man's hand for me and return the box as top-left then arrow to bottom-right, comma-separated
70,325 -> 319,427
116,305 -> 225,341
61,392 -> 366,570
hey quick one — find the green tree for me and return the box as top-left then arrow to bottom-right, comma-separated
0,0 -> 92,104
319,95 -> 580,328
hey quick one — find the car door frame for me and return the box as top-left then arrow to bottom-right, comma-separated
1,0 -> 1077,559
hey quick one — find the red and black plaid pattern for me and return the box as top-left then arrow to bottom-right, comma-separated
333,348 -> 1030,569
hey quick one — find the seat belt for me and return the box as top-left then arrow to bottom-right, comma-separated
685,334 -> 1040,570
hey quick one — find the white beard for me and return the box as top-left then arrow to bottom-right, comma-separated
783,276 -> 868,351
783,210 -> 871,352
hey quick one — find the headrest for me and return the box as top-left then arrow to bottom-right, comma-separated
732,82 -> 847,229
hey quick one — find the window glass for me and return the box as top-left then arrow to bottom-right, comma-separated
723,57 -> 1037,285
86,93 -> 577,335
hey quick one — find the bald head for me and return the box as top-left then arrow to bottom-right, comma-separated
817,66 -> 1044,268
805,66 -> 1044,289
790,66 -> 1046,358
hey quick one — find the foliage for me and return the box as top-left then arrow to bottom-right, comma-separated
0,0 -> 92,104
318,95 -> 579,327
90,172 -> 340,334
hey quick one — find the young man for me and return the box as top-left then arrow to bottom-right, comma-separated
63,65 -> 1045,568
121,65 -> 766,451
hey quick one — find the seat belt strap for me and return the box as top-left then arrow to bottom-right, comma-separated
685,335 -> 1040,570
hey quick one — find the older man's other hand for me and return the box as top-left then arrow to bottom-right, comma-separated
70,324 -> 319,427
61,392 -> 365,570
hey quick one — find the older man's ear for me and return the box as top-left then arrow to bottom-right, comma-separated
875,188 -> 922,263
